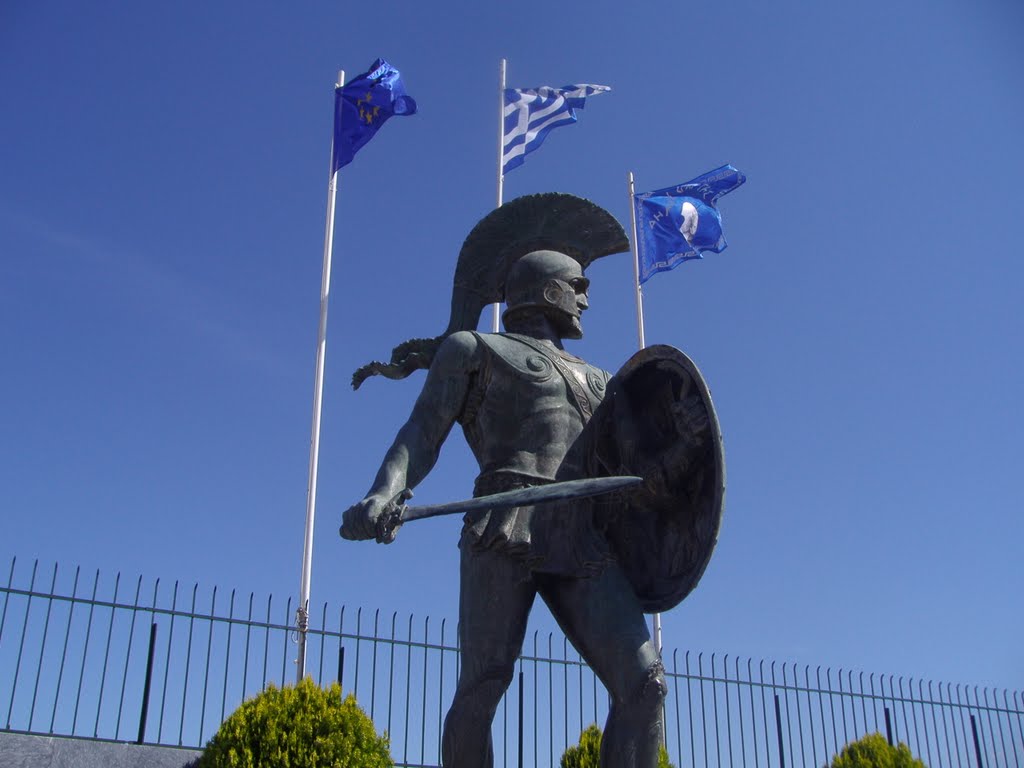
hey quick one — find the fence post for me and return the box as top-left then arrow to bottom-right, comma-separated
884,707 -> 893,745
518,669 -> 524,768
970,714 -> 985,767
337,646 -> 345,691
137,623 -> 158,744
775,693 -> 786,768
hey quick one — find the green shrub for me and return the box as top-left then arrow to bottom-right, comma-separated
560,724 -> 674,768
198,677 -> 393,768
827,732 -> 926,767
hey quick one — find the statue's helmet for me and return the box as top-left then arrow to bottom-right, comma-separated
353,193 -> 629,388
502,249 -> 590,339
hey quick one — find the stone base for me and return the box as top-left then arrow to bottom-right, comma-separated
0,731 -> 201,768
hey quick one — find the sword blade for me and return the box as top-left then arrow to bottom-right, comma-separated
399,475 -> 643,524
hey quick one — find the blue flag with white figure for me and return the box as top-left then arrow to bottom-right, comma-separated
634,165 -> 746,284
332,58 -> 417,173
502,84 -> 610,174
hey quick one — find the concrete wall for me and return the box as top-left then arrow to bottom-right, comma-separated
0,732 -> 202,768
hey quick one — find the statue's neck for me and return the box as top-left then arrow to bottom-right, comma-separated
502,314 -> 565,350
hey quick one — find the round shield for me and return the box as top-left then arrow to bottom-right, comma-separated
587,344 -> 725,613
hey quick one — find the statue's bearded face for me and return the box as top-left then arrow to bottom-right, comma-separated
503,250 -> 590,339
541,264 -> 590,339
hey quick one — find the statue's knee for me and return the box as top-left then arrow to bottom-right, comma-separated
454,664 -> 516,710
622,659 -> 667,712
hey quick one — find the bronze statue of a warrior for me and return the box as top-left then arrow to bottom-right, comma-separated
341,194 -> 724,768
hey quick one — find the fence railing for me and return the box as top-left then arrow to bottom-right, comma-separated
1,557 -> 1021,767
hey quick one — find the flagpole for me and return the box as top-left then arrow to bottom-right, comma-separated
627,171 -> 647,350
491,58 -> 507,333
296,68 -> 345,682
627,171 -> 662,658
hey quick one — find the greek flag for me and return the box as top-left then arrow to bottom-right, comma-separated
502,84 -> 610,174
634,165 -> 746,284
332,58 -> 417,173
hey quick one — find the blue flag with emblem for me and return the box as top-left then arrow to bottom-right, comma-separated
502,84 -> 610,174
633,165 -> 746,284
332,58 -> 417,174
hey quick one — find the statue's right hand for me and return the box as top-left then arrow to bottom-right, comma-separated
340,489 -> 411,544
340,494 -> 390,542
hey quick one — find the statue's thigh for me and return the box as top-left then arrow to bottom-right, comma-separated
538,565 -> 660,699
457,546 -> 537,677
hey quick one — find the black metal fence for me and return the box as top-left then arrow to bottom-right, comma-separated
1,557 -> 1021,767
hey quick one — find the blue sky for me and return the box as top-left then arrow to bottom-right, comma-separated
1,0 -> 1022,697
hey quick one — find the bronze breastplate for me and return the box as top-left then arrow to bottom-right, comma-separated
459,333 -> 608,482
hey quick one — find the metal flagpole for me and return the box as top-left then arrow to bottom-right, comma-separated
491,58 -> 507,333
627,171 -> 661,654
296,69 -> 345,681
627,172 -> 647,351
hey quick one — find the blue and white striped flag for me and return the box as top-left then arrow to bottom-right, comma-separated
502,84 -> 610,174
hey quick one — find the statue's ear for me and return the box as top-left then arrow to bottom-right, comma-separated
542,280 -> 563,305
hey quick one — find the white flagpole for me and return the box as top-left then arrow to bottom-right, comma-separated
627,171 -> 647,350
296,69 -> 345,681
491,58 -> 507,333
628,171 -> 661,655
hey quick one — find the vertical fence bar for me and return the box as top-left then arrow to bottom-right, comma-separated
918,678 -> 933,768
885,707 -> 893,746
6,559 -> 39,729
439,619 -> 447,766
115,575 -> 144,739
177,584 -> 199,745
137,623 -> 158,744
548,633 -> 555,768
242,593 -> 253,701
1004,690 -> 1021,768
93,572 -> 120,737
805,665 -> 818,768
751,659 -> 761,768
157,581 -> 179,743
318,601 -> 327,685
280,597 -> 292,689
737,656 -> 748,768
712,653 -> 722,767
354,608 -> 362,700
385,612 -> 395,732
403,614 -> 413,767
971,714 -> 985,767
951,685 -> 965,768
220,590 -> 236,724
421,616 -> 429,765
699,653 -> 709,768
536,634 -> 544,768
71,569 -> 100,735
518,668 -> 524,768
784,663 -> 796,767
775,694 -> 786,768
199,586 -> 217,744
29,563 -> 59,732
370,609 -> 381,720
724,654 -> 734,768
974,692 -> 991,768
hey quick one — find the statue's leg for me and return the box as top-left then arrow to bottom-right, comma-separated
442,545 -> 536,768
539,565 -> 666,768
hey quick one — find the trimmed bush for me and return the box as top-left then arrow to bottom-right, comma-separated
560,724 -> 674,768
828,732 -> 926,767
198,677 -> 393,768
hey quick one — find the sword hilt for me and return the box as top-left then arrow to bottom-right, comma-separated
375,488 -> 413,544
